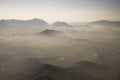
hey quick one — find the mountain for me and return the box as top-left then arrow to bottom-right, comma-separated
38,29 -> 62,36
52,21 -> 72,27
9,59 -> 118,80
26,18 -> 49,26
91,20 -> 120,25
11,63 -> 95,80
0,18 -> 49,27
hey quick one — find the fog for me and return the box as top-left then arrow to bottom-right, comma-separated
0,22 -> 120,80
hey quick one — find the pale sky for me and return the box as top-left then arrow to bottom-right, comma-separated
0,0 -> 120,23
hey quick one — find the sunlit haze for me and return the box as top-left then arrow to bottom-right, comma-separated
0,0 -> 120,80
0,0 -> 120,23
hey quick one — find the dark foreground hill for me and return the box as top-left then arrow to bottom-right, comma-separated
9,60 -> 118,80
10,63 -> 95,80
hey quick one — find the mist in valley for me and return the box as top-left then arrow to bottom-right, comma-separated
0,19 -> 120,80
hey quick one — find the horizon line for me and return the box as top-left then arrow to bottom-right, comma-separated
0,18 -> 120,23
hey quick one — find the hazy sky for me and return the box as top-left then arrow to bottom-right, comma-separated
0,0 -> 120,23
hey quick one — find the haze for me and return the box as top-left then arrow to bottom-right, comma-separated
0,0 -> 120,23
0,0 -> 120,80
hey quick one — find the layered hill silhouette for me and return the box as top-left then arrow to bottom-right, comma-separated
0,19 -> 120,27
0,19 -> 73,27
0,18 -> 49,27
91,20 -> 120,25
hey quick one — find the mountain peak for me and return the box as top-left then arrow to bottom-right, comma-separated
28,18 -> 45,22
38,29 -> 62,36
52,21 -> 72,27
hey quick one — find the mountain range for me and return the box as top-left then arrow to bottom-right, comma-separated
0,18 -> 49,27
0,19 -> 120,28
91,20 -> 120,25
0,18 -> 72,27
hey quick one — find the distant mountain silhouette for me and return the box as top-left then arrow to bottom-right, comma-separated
38,29 -> 62,36
1,19 -> 120,27
91,20 -> 120,25
0,18 -> 49,27
52,21 -> 72,27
